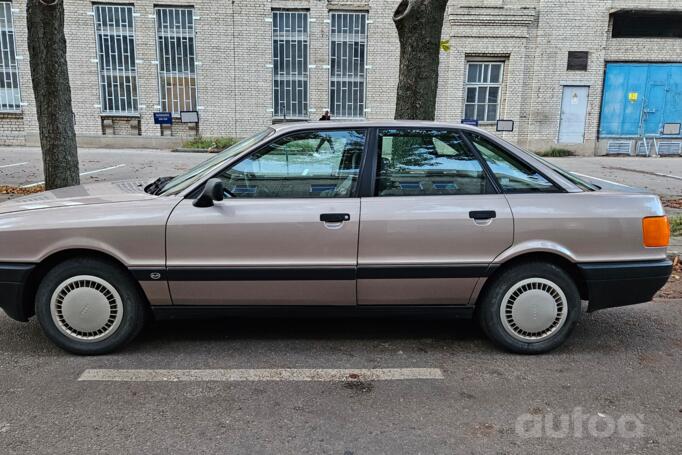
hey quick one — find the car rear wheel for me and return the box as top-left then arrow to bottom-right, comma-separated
476,262 -> 581,354
35,257 -> 147,355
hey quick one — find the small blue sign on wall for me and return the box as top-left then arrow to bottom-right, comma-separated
461,119 -> 479,126
153,112 -> 173,125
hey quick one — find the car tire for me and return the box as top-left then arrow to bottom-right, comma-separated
35,257 -> 147,355
476,261 -> 581,354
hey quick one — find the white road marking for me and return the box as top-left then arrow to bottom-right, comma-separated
0,161 -> 28,169
78,368 -> 445,382
21,164 -> 126,188
602,166 -> 682,182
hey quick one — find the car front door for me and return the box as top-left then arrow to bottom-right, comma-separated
357,128 -> 514,306
166,129 -> 367,306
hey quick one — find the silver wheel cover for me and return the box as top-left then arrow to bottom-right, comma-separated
499,277 -> 568,343
50,275 -> 123,343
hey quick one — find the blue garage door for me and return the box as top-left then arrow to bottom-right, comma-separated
600,63 -> 682,137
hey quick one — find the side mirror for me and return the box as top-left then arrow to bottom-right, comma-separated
193,178 -> 225,208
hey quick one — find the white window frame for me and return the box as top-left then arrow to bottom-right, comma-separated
328,11 -> 368,119
93,4 -> 140,115
272,10 -> 310,120
155,6 -> 198,116
464,62 -> 504,123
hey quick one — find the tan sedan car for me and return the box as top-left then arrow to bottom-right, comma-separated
0,121 -> 672,355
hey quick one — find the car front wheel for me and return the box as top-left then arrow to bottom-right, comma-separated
476,261 -> 582,354
35,257 -> 147,355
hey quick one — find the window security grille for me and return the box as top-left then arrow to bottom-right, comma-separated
155,7 -> 197,115
0,2 -> 20,111
464,62 -> 503,122
329,12 -> 367,119
272,11 -> 309,119
93,4 -> 139,114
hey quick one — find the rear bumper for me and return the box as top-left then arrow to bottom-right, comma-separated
0,263 -> 35,322
579,259 -> 673,312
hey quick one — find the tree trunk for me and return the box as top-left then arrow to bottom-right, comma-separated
393,0 -> 449,121
26,0 -> 79,190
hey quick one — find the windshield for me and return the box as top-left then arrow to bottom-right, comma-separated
159,128 -> 274,195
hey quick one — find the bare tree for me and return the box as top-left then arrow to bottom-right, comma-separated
393,0 -> 449,121
26,0 -> 79,189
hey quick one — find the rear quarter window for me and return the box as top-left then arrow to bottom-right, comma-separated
466,133 -> 560,193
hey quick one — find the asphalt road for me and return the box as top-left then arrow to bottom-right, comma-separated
0,299 -> 681,454
0,147 -> 205,189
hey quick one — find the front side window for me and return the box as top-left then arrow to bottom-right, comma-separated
155,7 -> 197,114
464,62 -> 503,122
217,130 -> 366,198
93,4 -> 139,114
329,12 -> 367,119
376,129 -> 488,196
272,11 -> 309,119
467,133 -> 558,193
160,129 -> 274,196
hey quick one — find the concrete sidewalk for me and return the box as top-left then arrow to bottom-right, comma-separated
670,236 -> 682,255
544,156 -> 682,198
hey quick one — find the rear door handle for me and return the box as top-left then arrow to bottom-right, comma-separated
320,213 -> 351,223
469,210 -> 496,220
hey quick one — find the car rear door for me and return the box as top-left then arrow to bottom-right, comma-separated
357,127 -> 514,306
165,129 -> 367,306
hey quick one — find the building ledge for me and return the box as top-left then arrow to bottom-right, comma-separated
449,5 -> 537,28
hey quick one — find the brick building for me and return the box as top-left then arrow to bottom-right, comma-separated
0,0 -> 681,155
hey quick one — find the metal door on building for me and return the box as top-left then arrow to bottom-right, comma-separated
558,86 -> 589,144
600,63 -> 682,138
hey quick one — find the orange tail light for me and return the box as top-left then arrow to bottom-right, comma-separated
642,216 -> 670,247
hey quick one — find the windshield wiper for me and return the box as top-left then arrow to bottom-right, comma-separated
144,176 -> 174,195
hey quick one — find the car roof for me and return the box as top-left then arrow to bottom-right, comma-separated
270,119 -> 484,134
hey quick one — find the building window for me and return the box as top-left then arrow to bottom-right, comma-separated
567,51 -> 589,71
329,12 -> 367,119
0,1 -> 19,111
272,10 -> 309,119
464,62 -> 503,122
612,10 -> 682,38
155,7 -> 197,115
93,4 -> 139,114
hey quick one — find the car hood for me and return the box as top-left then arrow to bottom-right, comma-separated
0,179 -> 157,215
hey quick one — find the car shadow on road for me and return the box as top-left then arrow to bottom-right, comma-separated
138,315 -> 484,344
1,302 -> 676,358
126,301 -> 680,358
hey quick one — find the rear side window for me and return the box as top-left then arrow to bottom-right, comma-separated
466,133 -> 559,193
375,129 -> 489,196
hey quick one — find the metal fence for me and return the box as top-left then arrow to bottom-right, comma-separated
93,4 -> 139,115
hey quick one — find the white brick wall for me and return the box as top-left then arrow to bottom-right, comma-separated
447,0 -> 682,155
2,0 -> 681,155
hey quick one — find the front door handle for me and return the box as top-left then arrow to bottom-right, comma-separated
469,210 -> 496,220
320,213 -> 351,223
